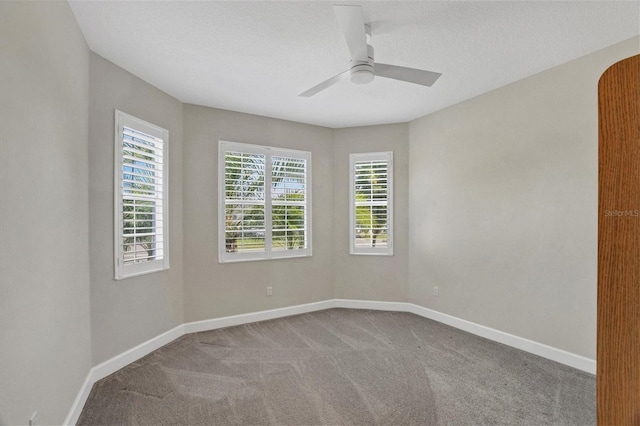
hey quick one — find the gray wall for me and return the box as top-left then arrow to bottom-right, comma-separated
88,53 -> 184,365
0,2 -> 92,425
182,105 -> 334,322
333,125 -> 409,302
408,37 -> 639,359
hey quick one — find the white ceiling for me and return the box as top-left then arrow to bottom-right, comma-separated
68,1 -> 640,128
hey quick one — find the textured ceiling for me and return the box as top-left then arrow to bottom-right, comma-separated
68,1 -> 640,128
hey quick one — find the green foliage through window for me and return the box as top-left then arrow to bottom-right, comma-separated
220,142 -> 310,262
121,126 -> 165,264
350,152 -> 393,256
354,160 -> 388,248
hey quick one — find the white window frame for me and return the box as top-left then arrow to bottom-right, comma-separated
218,141 -> 312,263
114,110 -> 170,280
349,151 -> 393,256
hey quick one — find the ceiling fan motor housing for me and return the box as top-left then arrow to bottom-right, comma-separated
350,44 -> 375,84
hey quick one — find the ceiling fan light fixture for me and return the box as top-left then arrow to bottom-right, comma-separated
350,44 -> 375,84
350,64 -> 375,84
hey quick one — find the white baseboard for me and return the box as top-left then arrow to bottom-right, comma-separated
407,304 -> 596,375
63,372 -> 94,426
92,324 -> 186,380
334,299 -> 410,311
64,298 -> 595,424
184,300 -> 335,334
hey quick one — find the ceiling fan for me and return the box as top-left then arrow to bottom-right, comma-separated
299,5 -> 442,97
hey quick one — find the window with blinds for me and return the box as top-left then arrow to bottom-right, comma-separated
272,156 -> 307,252
219,141 -> 311,262
115,110 -> 169,279
223,151 -> 266,254
350,152 -> 393,255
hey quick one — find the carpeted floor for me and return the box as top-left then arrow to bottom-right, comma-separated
78,309 -> 595,425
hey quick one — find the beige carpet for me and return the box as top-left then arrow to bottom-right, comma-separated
78,309 -> 595,425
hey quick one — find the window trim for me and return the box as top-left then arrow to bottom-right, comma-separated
349,151 -> 393,256
114,110 -> 170,280
218,140 -> 312,263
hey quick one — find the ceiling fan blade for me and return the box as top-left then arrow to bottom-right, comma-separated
333,5 -> 368,62
375,63 -> 442,87
298,69 -> 349,97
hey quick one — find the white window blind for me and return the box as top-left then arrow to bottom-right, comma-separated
350,152 -> 393,255
223,150 -> 266,254
219,141 -> 311,262
115,110 -> 169,279
272,156 -> 307,252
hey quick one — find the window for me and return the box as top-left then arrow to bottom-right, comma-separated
114,110 -> 169,279
350,152 -> 393,255
219,141 -> 311,262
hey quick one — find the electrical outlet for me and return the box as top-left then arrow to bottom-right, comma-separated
266,286 -> 273,296
29,411 -> 38,426
433,286 -> 439,297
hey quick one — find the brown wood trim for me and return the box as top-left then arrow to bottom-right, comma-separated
597,53 -> 640,426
